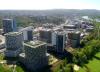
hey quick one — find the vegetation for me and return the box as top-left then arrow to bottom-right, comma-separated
78,52 -> 100,72
0,16 -> 65,28
0,16 -> 100,72
0,64 -> 12,72
54,21 -> 100,72
0,53 -> 24,72
72,39 -> 100,65
54,39 -> 100,72
0,53 -> 4,60
0,63 -> 24,72
16,65 -> 24,72
54,58 -> 73,72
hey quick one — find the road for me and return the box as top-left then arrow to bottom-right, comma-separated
0,35 -> 5,44
0,48 -> 6,53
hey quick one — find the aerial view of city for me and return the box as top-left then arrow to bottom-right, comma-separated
0,0 -> 100,72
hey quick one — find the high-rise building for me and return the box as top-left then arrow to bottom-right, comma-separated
67,31 -> 80,48
27,30 -> 33,40
56,32 -> 66,53
22,40 -> 48,71
3,19 -> 17,34
39,29 -> 52,43
51,32 -> 57,46
19,26 -> 33,41
4,32 -> 23,57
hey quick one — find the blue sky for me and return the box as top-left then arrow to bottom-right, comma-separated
0,0 -> 99,10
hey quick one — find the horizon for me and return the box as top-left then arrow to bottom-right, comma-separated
0,0 -> 99,10
0,9 -> 99,11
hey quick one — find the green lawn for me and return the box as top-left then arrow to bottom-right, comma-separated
0,54 -> 4,60
78,52 -> 100,72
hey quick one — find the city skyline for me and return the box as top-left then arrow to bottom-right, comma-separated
0,0 -> 99,10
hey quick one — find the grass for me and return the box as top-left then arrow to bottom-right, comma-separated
16,65 -> 25,72
78,52 -> 100,72
0,53 -> 4,60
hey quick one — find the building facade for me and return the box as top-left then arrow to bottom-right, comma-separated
22,40 -> 48,71
39,29 -> 52,43
19,26 -> 33,41
4,32 -> 23,57
3,19 -> 17,34
56,32 -> 66,53
67,32 -> 80,48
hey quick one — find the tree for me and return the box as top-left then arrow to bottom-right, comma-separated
64,64 -> 73,72
63,58 -> 68,67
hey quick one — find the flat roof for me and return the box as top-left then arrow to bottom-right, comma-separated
3,19 -> 13,21
56,32 -> 66,35
20,26 -> 33,31
5,32 -> 22,36
24,40 -> 46,48
63,24 -> 75,27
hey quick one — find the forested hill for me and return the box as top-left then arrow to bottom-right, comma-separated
0,9 -> 100,28
0,9 -> 100,16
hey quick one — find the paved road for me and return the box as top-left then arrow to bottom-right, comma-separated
0,48 -> 6,53
0,35 -> 5,44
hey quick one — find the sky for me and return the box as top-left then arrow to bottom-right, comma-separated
0,0 -> 99,10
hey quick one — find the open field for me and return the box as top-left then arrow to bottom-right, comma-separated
78,52 -> 100,72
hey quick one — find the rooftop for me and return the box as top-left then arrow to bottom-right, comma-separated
68,31 -> 80,34
63,24 -> 75,27
20,26 -> 33,31
24,40 -> 46,48
5,32 -> 22,36
3,19 -> 13,21
55,30 -> 66,35
40,28 -> 52,31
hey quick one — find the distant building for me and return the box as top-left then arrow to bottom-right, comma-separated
19,26 -> 33,41
43,23 -> 54,28
4,32 -> 23,57
20,40 -> 48,71
3,19 -> 17,34
63,24 -> 76,29
85,27 -> 94,32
